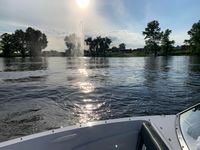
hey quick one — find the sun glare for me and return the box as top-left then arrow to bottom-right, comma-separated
76,0 -> 90,9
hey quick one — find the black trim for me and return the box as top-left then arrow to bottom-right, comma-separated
140,122 -> 169,150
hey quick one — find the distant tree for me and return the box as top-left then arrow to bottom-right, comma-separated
119,43 -> 126,50
99,37 -> 112,56
161,29 -> 175,55
111,46 -> 119,52
0,33 -> 15,57
25,27 -> 48,57
64,33 -> 81,56
13,29 -> 26,57
143,20 -> 161,56
85,37 -> 95,54
185,20 -> 200,55
0,27 -> 47,57
85,36 -> 112,56
0,42 -> 2,54
93,36 -> 102,55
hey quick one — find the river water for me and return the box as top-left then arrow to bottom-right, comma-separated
0,56 -> 200,142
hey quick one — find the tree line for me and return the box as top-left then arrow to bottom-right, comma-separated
64,34 -> 126,56
0,20 -> 200,57
143,20 -> 200,56
0,27 -> 48,57
80,20 -> 200,57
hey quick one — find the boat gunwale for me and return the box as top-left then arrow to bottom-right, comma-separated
0,115 -> 173,148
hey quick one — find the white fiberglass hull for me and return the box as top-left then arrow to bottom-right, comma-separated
0,115 -> 181,150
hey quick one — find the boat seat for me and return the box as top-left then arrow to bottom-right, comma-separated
137,122 -> 169,150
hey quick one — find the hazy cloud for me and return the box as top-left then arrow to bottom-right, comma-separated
0,0 -> 194,51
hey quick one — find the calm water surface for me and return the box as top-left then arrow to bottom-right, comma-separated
0,56 -> 200,141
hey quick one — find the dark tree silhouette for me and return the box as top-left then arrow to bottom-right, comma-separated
0,27 -> 48,57
13,30 -> 26,57
25,27 -> 48,57
161,29 -> 175,55
99,37 -> 112,56
185,20 -> 200,55
85,37 -> 94,54
143,20 -> 161,56
119,43 -> 126,50
85,36 -> 112,56
0,33 -> 14,57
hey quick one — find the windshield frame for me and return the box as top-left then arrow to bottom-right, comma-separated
176,103 -> 200,150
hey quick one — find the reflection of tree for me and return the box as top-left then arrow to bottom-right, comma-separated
186,56 -> 200,87
159,56 -> 172,73
88,57 -> 109,69
144,57 -> 159,86
29,57 -> 48,70
66,57 -> 79,70
144,56 -> 172,80
3,57 -> 48,71
143,56 -> 173,114
188,56 -> 200,72
184,56 -> 200,109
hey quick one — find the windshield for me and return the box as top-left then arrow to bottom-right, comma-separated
180,104 -> 200,150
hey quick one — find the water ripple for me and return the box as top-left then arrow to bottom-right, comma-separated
0,56 -> 200,142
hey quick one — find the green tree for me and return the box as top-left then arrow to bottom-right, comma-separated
13,29 -> 26,57
85,36 -> 112,56
0,42 -> 2,54
99,37 -> 112,56
0,33 -> 15,57
85,37 -> 94,54
119,43 -> 126,50
161,29 -> 175,55
25,27 -> 48,57
185,20 -> 200,55
0,27 -> 48,57
143,20 -> 161,56
111,46 -> 119,52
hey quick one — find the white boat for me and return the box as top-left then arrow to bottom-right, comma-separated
0,103 -> 199,150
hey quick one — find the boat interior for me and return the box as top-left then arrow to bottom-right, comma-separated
0,120 -> 169,150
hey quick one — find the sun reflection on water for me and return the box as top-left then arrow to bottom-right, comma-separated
77,99 -> 104,123
76,62 -> 100,123
78,82 -> 94,93
78,68 -> 89,76
77,68 -> 94,93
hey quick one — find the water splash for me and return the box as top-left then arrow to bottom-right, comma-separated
71,21 -> 85,57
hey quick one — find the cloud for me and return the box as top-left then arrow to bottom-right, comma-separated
91,30 -> 144,49
0,0 -> 189,51
171,31 -> 189,46
47,36 -> 66,51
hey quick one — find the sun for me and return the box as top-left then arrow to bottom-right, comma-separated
76,0 -> 90,9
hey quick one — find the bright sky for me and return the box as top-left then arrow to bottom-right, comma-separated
0,0 -> 200,51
